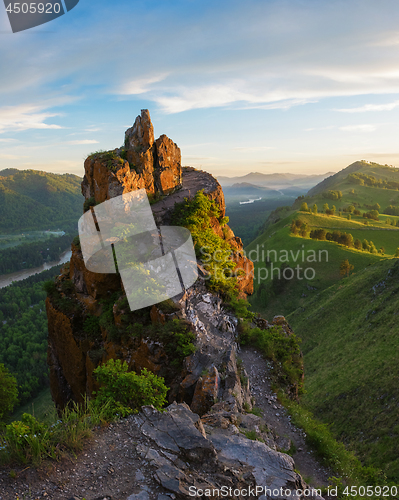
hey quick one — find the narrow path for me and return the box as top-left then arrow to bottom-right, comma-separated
239,345 -> 333,492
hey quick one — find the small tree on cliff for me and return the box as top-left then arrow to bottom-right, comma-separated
300,202 -> 310,212
340,259 -> 354,277
0,363 -> 18,422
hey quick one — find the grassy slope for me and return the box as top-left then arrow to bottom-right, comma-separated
0,169 -> 82,232
287,259 -> 399,481
11,388 -> 56,424
246,212 -> 386,319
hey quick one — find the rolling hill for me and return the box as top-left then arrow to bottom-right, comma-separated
288,259 -> 399,481
243,160 -> 399,480
217,171 -> 334,189
0,169 -> 82,232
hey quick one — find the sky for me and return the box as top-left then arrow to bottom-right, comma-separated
1,0 -> 399,178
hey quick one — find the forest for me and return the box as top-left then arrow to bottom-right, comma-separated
0,232 -> 74,274
0,265 -> 62,405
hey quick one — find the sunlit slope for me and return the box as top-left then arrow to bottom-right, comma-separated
307,160 -> 399,196
288,258 -> 399,481
246,212 -> 387,319
0,169 -> 82,232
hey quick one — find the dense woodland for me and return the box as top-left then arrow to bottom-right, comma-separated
0,266 -> 62,404
0,232 -> 74,274
0,169 -> 82,232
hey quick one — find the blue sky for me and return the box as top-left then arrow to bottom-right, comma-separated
1,0 -> 399,178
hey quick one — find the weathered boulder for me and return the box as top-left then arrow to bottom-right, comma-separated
190,365 -> 221,416
154,134 -> 182,194
131,403 -> 324,500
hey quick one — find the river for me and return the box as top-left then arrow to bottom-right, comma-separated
0,249 -> 72,289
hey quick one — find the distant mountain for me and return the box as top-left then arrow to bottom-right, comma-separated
307,160 -> 399,196
217,171 -> 334,189
0,169 -> 82,232
223,182 -> 280,196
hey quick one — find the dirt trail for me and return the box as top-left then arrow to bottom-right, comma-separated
239,345 -> 333,491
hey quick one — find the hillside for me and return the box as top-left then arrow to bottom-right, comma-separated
218,171 -> 334,189
246,211 -> 391,319
301,161 -> 399,212
243,160 -> 399,483
0,169 -> 82,232
287,258 -> 399,481
248,160 -> 399,319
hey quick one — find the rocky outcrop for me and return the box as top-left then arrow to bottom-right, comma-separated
40,111 -> 320,500
130,403 -> 324,500
82,109 -> 181,204
47,109 -> 253,411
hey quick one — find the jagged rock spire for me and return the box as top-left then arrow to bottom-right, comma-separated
125,109 -> 154,151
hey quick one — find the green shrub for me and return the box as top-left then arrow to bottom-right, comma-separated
61,279 -> 75,294
157,298 -> 180,314
2,413 -> 54,464
145,318 -> 196,368
91,359 -> 168,420
244,430 -> 258,440
239,323 -> 303,395
72,235 -> 80,248
171,190 -> 238,295
0,364 -> 18,423
42,279 -> 57,295
83,197 -> 97,213
0,399 -> 110,466
83,315 -> 101,338
279,392 -> 387,495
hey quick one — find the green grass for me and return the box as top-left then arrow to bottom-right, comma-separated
287,259 -> 399,482
295,211 -> 399,231
10,388 -> 55,425
246,212 -> 385,319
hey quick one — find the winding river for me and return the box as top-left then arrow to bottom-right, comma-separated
0,249 -> 72,289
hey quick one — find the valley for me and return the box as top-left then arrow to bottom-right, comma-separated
244,160 -> 399,486
1,149 -> 399,499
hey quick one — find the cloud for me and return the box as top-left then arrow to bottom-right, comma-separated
3,0 -> 399,115
339,124 -> 377,132
0,154 -> 24,160
0,104 -> 63,133
232,146 -> 274,152
65,140 -> 99,145
335,100 -> 399,113
0,138 -> 17,143
118,74 -> 169,95
305,126 -> 335,132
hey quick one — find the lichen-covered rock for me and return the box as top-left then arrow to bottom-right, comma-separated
47,110 -> 254,411
131,403 -> 325,500
154,134 -> 182,194
125,109 -> 155,150
190,365 -> 220,416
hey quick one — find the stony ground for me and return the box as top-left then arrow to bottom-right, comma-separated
239,346 -> 334,493
0,347 -> 335,500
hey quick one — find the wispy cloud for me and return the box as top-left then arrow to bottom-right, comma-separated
339,124 -> 377,132
0,154 -> 26,160
118,74 -> 168,95
335,100 -> 399,113
3,1 -> 399,115
232,146 -> 274,152
0,104 -> 62,133
305,126 -> 335,132
65,139 -> 99,145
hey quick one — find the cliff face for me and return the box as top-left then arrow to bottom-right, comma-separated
47,110 -> 254,411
